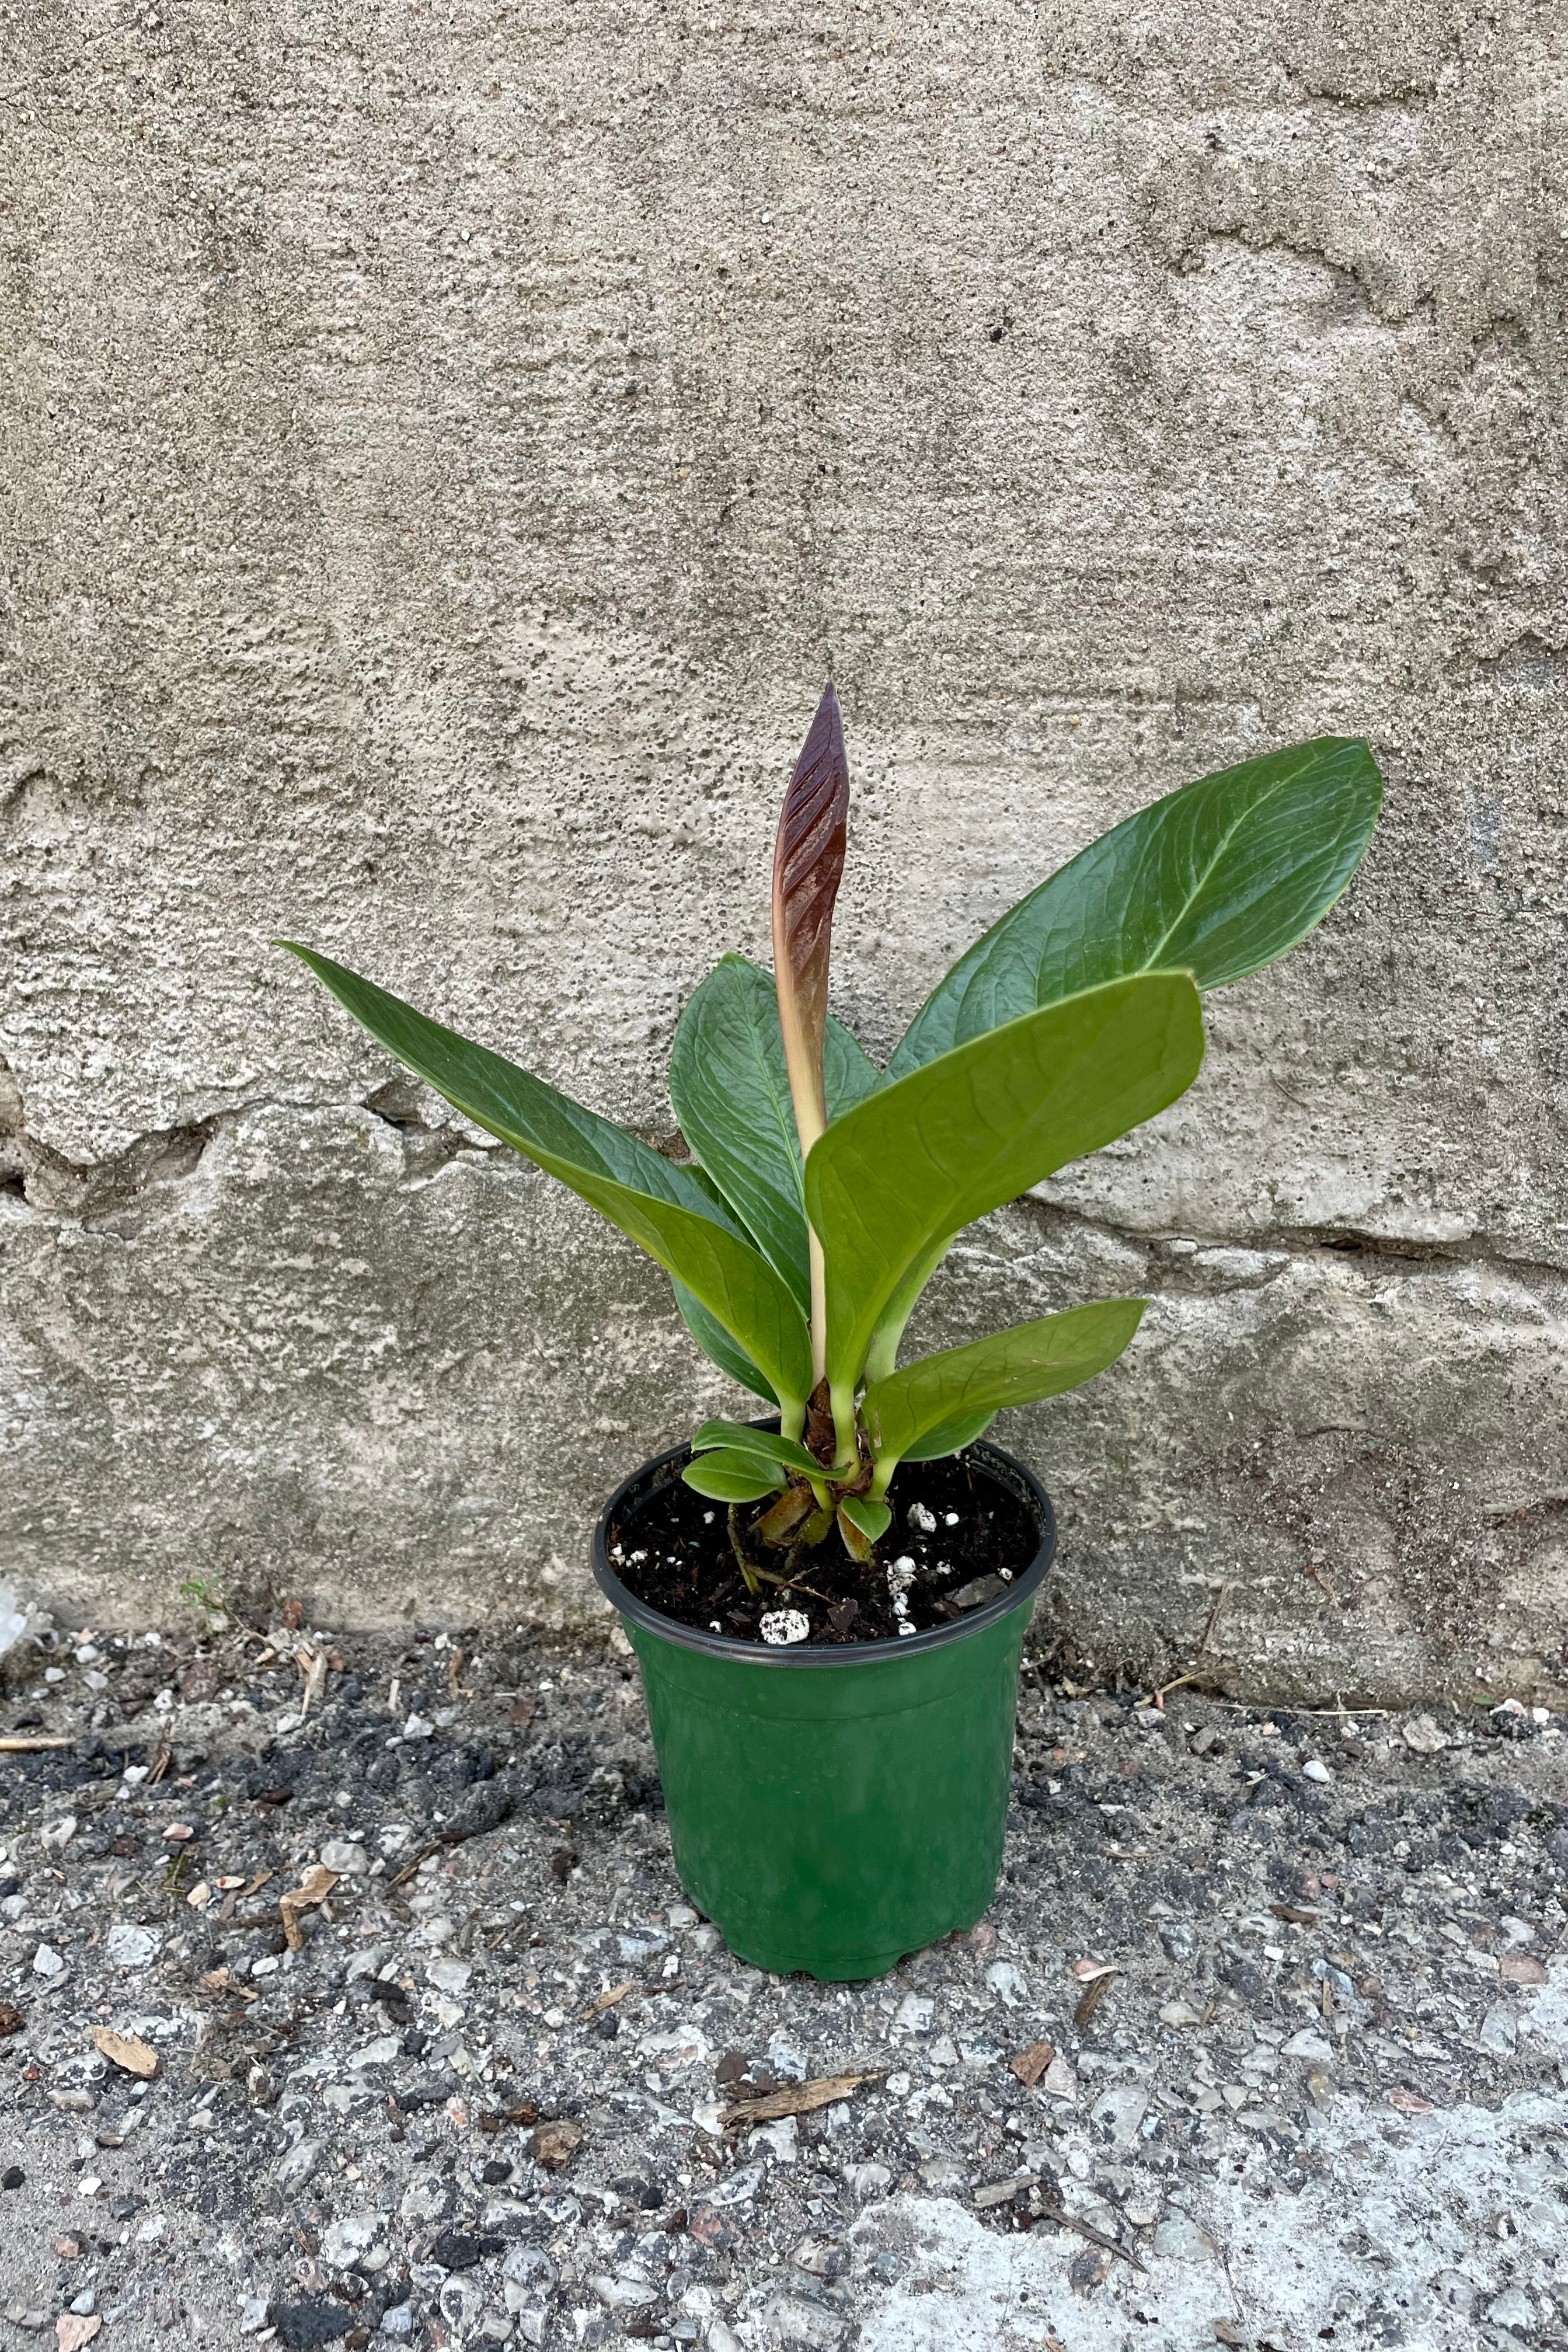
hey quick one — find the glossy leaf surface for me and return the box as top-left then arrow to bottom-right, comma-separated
669,954 -> 880,1310
681,1449 -> 786,1502
839,1495 -> 892,1544
808,974 -> 1201,1392
863,1298 -> 1147,1470
690,1420 -> 821,1479
671,1283 -> 778,1403
282,945 -> 813,1412
899,1409 -> 996,1462
888,736 -> 1382,1079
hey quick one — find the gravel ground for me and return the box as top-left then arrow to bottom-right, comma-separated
2,1612 -> 1566,2352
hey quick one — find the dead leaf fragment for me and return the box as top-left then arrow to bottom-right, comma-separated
57,2318 -> 102,2352
90,2026 -> 158,2079
279,1863 -> 340,1952
1033,2193 -> 1145,2273
974,2173 -> 1037,2209
1388,2086 -> 1435,2114
1500,1954 -> 1547,1986
722,2069 -> 884,2128
0,2002 -> 23,2037
582,1981 -> 635,2019
1008,2041 -> 1057,2089
528,2117 -> 583,2170
1070,1957 -> 1119,1982
198,1967 -> 257,2001
1074,1971 -> 1119,2027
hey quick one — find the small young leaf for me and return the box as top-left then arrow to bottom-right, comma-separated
838,1495 -> 892,1545
836,1504 -> 873,1563
681,1450 -> 789,1503
690,1420 -> 821,1478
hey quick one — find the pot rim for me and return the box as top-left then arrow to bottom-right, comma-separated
591,1431 -> 1055,1669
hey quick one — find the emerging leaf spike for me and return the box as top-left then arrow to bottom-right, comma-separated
772,682 -> 849,1389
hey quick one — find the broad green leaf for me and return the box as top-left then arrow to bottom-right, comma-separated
691,1420 -> 821,1479
669,953 -> 880,1309
888,737 -> 1382,1079
681,1449 -> 787,1502
900,1409 -> 996,1462
863,1299 -> 1147,1473
281,945 -> 813,1413
672,1281 -> 778,1404
839,1495 -> 891,1544
807,974 -> 1201,1393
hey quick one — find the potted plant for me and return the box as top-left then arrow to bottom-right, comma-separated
282,690 -> 1381,1980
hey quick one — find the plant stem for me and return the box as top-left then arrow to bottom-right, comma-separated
726,1505 -> 765,1598
829,1381 -> 860,1472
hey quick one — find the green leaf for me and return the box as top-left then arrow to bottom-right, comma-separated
824,1013 -> 883,1118
863,1299 -> 1148,1474
281,945 -> 813,1413
899,1409 -> 996,1462
807,974 -> 1200,1395
887,737 -> 1382,1079
838,1495 -> 892,1544
671,1283 -> 779,1404
681,1450 -> 788,1502
691,1420 -> 821,1479
669,953 -> 880,1311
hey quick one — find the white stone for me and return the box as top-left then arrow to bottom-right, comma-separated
985,1961 -> 1029,2007
426,1956 -> 473,1995
104,1924 -> 162,1970
319,1838 -> 369,1874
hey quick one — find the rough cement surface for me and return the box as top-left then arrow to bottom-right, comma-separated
2,1619 -> 1567,2351
2,2 -> 1566,1692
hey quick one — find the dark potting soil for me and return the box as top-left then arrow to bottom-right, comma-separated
608,1449 -> 1041,1648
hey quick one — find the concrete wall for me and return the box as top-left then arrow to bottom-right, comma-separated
2,0 -> 1564,1700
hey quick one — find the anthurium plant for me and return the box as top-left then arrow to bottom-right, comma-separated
283,690 -> 1380,1590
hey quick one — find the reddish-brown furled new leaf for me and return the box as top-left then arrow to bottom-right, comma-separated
772,684 -> 849,1386
772,684 -> 849,1159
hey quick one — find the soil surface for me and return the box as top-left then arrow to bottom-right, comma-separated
1,1614 -> 1566,2352
608,1453 -> 1041,1647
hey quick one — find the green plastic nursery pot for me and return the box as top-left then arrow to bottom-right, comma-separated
590,1436 -> 1055,1982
